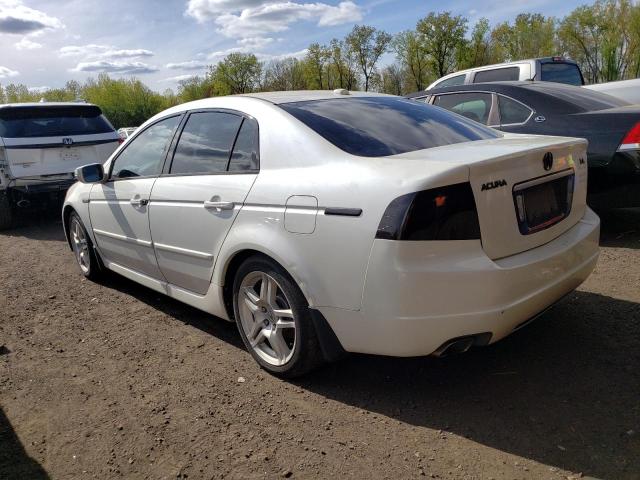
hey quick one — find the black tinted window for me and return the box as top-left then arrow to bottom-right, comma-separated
229,119 -> 259,171
170,112 -> 242,175
474,67 -> 520,83
280,97 -> 500,157
0,105 -> 114,137
498,96 -> 532,125
541,63 -> 583,86
435,74 -> 466,88
112,116 -> 180,179
433,93 -> 493,124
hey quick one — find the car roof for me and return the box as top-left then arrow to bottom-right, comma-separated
407,81 -> 586,97
236,90 -> 394,105
0,101 -> 98,110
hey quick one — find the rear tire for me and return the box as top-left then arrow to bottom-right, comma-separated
69,212 -> 103,281
233,255 -> 324,378
0,193 -> 14,231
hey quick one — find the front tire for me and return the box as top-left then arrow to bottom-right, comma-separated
233,255 -> 323,378
69,212 -> 103,281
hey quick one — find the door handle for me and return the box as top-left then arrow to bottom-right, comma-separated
204,200 -> 234,211
130,198 -> 149,207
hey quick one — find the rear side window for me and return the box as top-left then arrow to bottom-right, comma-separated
433,93 -> 493,124
170,112 -> 243,175
498,96 -> 533,125
111,116 -> 180,179
0,105 -> 114,138
434,74 -> 466,88
280,97 -> 500,157
540,62 -> 583,86
228,119 -> 259,171
473,67 -> 520,83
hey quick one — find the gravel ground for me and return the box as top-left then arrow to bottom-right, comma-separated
0,209 -> 638,480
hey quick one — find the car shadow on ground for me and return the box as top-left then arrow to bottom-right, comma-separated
296,291 -> 640,480
598,208 -> 640,249
0,406 -> 50,479
98,271 -> 246,351
0,208 -> 66,242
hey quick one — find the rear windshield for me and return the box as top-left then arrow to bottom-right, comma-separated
279,97 -> 501,157
526,83 -> 629,112
0,105 -> 114,138
540,62 -> 584,86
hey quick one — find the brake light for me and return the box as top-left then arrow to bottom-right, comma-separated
376,182 -> 480,241
118,137 -> 125,145
618,122 -> 640,151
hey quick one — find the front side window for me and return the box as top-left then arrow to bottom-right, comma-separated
280,97 -> 500,157
111,116 -> 180,179
433,93 -> 493,124
498,95 -> 533,125
473,67 -> 520,83
170,112 -> 242,175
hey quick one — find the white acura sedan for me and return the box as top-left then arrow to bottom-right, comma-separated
63,90 -> 600,377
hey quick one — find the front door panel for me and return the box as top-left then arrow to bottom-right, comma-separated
89,179 -> 162,279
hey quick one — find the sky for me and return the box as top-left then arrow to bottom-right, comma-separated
0,0 -> 589,92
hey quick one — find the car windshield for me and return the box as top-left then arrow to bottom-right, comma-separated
279,96 -> 501,157
0,105 -> 114,138
540,62 -> 583,86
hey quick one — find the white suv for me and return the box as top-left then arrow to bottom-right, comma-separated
0,102 -> 120,229
428,57 -> 585,90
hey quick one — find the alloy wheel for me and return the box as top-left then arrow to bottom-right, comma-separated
237,271 -> 296,366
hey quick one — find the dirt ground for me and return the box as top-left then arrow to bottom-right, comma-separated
0,209 -> 638,480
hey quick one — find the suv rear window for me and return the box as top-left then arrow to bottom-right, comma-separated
279,97 -> 500,157
540,62 -> 583,86
473,67 -> 520,83
0,105 -> 114,138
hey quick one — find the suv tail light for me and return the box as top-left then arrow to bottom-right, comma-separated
376,182 -> 481,240
618,122 -> 640,152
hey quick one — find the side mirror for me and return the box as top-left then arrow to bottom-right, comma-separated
75,163 -> 105,184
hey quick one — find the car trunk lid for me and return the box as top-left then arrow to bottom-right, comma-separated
467,135 -> 588,259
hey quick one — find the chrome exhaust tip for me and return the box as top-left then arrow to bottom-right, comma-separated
432,333 -> 492,357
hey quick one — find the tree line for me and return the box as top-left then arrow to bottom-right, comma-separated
1,0 -> 638,128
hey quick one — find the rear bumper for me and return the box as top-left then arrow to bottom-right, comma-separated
319,207 -> 600,357
8,178 -> 76,195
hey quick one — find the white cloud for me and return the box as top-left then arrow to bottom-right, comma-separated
257,48 -> 308,62
59,44 -> 153,60
14,36 -> 41,49
159,74 -> 198,83
0,0 -> 63,34
71,61 -> 159,75
186,1 -> 362,38
165,60 -> 208,70
0,65 -> 19,78
238,36 -> 275,50
186,0 -> 264,20
28,85 -> 50,93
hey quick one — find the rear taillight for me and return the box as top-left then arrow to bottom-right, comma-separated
118,137 -> 125,145
376,182 -> 481,241
618,122 -> 640,151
